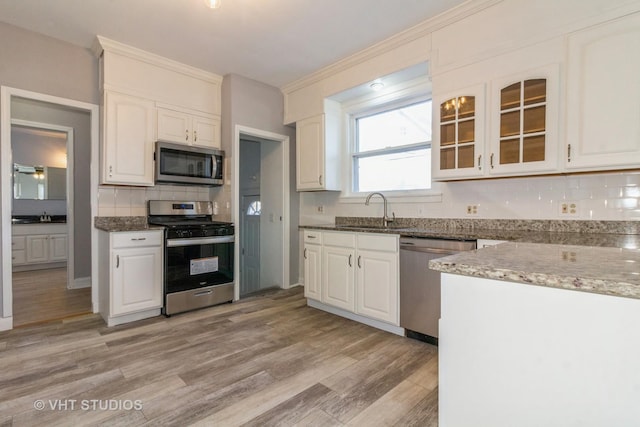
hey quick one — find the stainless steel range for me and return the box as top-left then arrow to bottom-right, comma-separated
148,200 -> 234,315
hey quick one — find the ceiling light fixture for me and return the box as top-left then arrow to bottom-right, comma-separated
204,0 -> 221,9
370,81 -> 384,91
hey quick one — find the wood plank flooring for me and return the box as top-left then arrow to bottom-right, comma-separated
0,287 -> 438,426
12,268 -> 92,327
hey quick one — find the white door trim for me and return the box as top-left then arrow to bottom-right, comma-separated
233,125 -> 290,302
1,86 -> 100,330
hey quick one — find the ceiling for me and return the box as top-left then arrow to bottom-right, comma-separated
0,0 -> 468,88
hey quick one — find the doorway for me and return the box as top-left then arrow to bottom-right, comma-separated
1,86 -> 100,331
234,126 -> 290,301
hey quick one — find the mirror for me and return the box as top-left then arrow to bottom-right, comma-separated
11,124 -> 67,200
13,163 -> 66,200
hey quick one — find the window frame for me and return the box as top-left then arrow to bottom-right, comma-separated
339,76 -> 442,204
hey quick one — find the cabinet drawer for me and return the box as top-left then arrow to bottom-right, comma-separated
357,233 -> 398,252
12,236 -> 26,250
323,231 -> 356,247
112,230 -> 163,249
12,249 -> 26,265
304,230 -> 323,244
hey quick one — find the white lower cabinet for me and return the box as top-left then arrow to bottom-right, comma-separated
304,229 -> 399,327
12,224 -> 67,271
99,230 -> 163,326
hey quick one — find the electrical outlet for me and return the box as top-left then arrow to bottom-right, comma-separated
317,205 -> 324,213
560,202 -> 579,217
466,205 -> 478,216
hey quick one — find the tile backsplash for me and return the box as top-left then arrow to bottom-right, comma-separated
300,171 -> 640,223
97,185 -> 211,217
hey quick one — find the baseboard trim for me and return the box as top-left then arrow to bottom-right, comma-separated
307,299 -> 405,336
0,316 -> 13,331
69,276 -> 91,289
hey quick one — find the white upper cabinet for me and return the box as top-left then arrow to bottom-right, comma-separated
488,64 -> 560,176
157,107 -> 221,149
565,13 -> 640,171
102,91 -> 155,186
295,100 -> 342,191
432,84 -> 486,180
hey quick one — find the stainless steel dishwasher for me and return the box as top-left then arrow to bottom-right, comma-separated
400,237 -> 476,344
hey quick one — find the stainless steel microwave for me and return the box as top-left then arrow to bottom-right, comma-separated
155,141 -> 224,186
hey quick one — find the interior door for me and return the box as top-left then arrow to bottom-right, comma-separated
241,195 -> 261,296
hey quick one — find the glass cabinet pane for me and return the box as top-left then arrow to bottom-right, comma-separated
458,96 -> 475,119
440,124 -> 456,146
440,147 -> 455,169
501,82 -> 521,110
440,99 -> 456,122
523,106 -> 545,134
524,79 -> 546,105
500,139 -> 520,164
458,120 -> 475,143
458,145 -> 475,168
523,135 -> 545,162
500,111 -> 520,137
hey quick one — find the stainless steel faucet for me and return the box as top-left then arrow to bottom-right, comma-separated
365,192 -> 395,227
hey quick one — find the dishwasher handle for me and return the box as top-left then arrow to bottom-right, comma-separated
400,244 -> 458,255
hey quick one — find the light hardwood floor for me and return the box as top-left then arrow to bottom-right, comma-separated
12,267 -> 92,327
0,287 -> 438,426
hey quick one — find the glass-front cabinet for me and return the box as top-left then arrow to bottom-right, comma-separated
432,84 -> 485,180
489,64 -> 559,176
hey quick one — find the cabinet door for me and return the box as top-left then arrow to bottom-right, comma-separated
103,91 -> 155,186
26,235 -> 48,263
111,246 -> 163,316
565,13 -> 640,171
303,243 -> 322,300
322,245 -> 355,311
296,114 -> 325,190
356,249 -> 399,325
157,108 -> 190,145
432,84 -> 486,180
489,64 -> 559,176
49,234 -> 68,262
192,116 -> 221,149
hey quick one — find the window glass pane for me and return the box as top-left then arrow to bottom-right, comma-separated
356,148 -> 431,192
523,106 -> 545,134
458,96 -> 475,119
458,145 -> 475,168
440,147 -> 455,170
357,101 -> 432,152
524,79 -> 546,105
523,135 -> 545,162
500,138 -> 520,164
501,82 -> 521,110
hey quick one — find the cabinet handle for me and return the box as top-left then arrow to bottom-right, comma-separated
304,248 -> 307,259
194,131 -> 197,142
186,129 -> 189,141
109,165 -> 113,177
116,255 -> 120,268
567,144 -> 571,162
357,255 -> 361,268
490,153 -> 495,169
319,175 -> 323,186
348,254 -> 352,267
307,235 -> 316,239
478,154 -> 482,170
131,237 -> 147,241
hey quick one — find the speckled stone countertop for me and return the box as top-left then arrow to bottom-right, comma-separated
301,217 -> 640,300
429,242 -> 640,300
94,216 -> 164,232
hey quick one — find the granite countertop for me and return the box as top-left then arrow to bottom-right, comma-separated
301,217 -> 640,300
94,216 -> 164,232
429,242 -> 640,300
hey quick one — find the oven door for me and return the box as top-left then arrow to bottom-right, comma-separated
165,235 -> 234,294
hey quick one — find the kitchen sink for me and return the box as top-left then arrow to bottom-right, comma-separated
337,224 -> 410,231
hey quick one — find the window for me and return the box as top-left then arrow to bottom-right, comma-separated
246,201 -> 261,216
352,99 -> 432,193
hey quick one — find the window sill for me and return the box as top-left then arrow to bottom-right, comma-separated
338,191 -> 442,204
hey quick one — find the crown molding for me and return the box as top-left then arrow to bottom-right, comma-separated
280,0 -> 503,94
92,35 -> 223,84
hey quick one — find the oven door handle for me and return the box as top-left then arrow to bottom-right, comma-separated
167,236 -> 235,247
